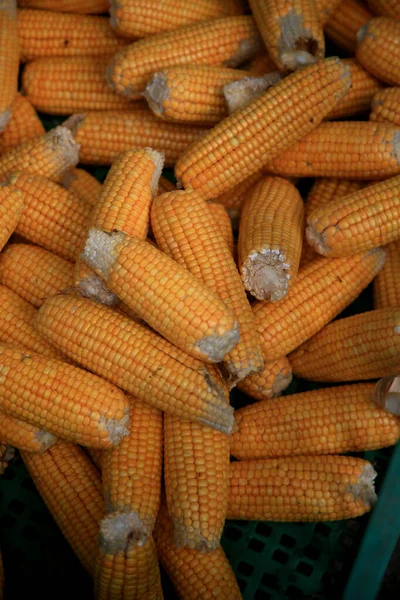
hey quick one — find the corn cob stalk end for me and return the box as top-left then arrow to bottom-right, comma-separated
351,462 -> 377,508
48,124 -> 81,171
224,72 -> 282,114
100,510 -> 150,552
242,248 -> 291,301
143,73 -> 169,119
99,406 -> 130,446
373,375 -> 400,416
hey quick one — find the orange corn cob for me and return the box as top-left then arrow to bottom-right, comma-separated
368,0 -> 400,18
71,108 -> 207,167
314,0 -> 342,24
248,0 -> 325,72
0,1 -> 18,133
231,383 -> 400,460
0,411 -> 57,453
22,442 -> 104,576
0,444 -> 14,475
325,0 -> 372,54
238,176 -> 304,301
237,356 -> 293,402
374,239 -> 400,308
370,87 -> 400,127
73,258 -> 119,307
0,93 -> 44,154
253,249 -> 386,360
306,174 -> 400,257
18,0 -> 109,12
61,167 -> 102,206
0,185 -> 24,252
108,16 -> 263,99
227,456 -> 377,521
151,190 -> 262,385
102,396 -> 163,546
0,285 -> 64,359
223,71 -> 282,114
0,244 -> 74,307
373,375 -> 400,416
17,9 -> 128,62
8,172 -> 91,261
82,230 -> 240,364
37,294 -> 234,433
90,148 -> 163,239
110,0 -> 244,38
265,121 -> 400,179
22,57 -> 132,115
164,413 -> 230,552
247,51 -> 277,75
0,344 -> 130,447
290,307 -> 400,381
357,17 -> 400,86
175,58 -> 352,200
207,202 -> 234,256
0,124 -> 79,182
214,170 -> 264,226
154,502 -> 241,600
157,175 -> 175,195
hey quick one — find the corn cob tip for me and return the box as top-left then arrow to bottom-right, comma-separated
143,73 -> 168,119
76,272 -> 120,306
99,406 -> 130,446
225,33 -> 265,68
34,429 -> 58,452
373,375 -> 400,416
145,147 -> 165,196
242,248 -> 292,301
224,72 -> 282,114
0,107 -> 12,133
305,223 -> 330,256
350,462 -> 377,508
272,368 -> 293,396
277,10 -> 324,71
60,169 -> 77,189
201,368 -> 235,434
48,124 -> 81,169
100,510 -> 149,552
356,22 -> 370,45
172,519 -> 220,553
82,228 -> 125,281
196,322 -> 240,363
62,113 -> 85,135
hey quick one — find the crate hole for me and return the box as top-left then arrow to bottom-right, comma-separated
272,549 -> 288,565
261,573 -> 278,590
22,524 -> 39,541
0,514 -> 16,529
280,534 -> 296,549
339,533 -> 353,548
238,561 -> 254,577
296,561 -> 313,576
329,558 -> 343,572
303,544 -> 321,560
3,467 -> 16,481
315,523 -> 331,537
224,526 -> 242,541
8,498 -> 25,514
237,578 -> 247,592
255,523 -> 272,538
21,477 -> 36,493
248,538 -> 265,553
254,590 -> 271,600
322,572 -> 336,587
286,585 -> 303,598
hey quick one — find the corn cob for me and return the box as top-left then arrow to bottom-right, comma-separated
237,356 -> 293,402
290,307 -> 400,381
370,87 -> 400,127
368,0 -> 400,18
315,0 -> 342,23
18,0 -> 109,12
22,57 -> 133,116
37,294 -> 234,433
0,93 -> 44,154
238,176 -> 304,301
373,375 -> 400,416
0,411 -> 57,453
0,124 -> 79,182
157,175 -> 175,195
0,244 -> 74,307
214,170 -> 264,226
0,1 -> 18,133
17,9 -> 128,62
154,502 -> 241,600
164,412 -> 230,552
108,16 -> 263,99
0,285 -> 64,359
151,190 -> 262,385
266,121 -> 400,179
8,172 -> 91,261
223,71 -> 282,114
374,239 -> 400,309
247,51 -> 278,75
357,18 -> 400,86
0,444 -> 14,475
231,383 -> 400,460
110,0 -> 244,38
307,175 -> 400,257
102,397 -> 163,546
82,230 -> 240,363
61,167 -> 102,206
253,249 -> 386,361
71,108 -> 207,167
175,58 -> 352,200
227,456 -> 377,521
22,442 -> 104,575
90,148 -> 163,239
88,448 -> 103,471
0,185 -> 24,252
207,202 -> 234,256
74,258 -> 119,306
325,0 -> 372,54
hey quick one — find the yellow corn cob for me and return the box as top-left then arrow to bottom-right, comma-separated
22,442 -> 104,575
307,174 -> 400,257
0,124 -> 79,182
374,239 -> 400,308
0,411 -> 57,452
314,0 -> 342,24
247,51 -> 278,75
94,529 -> 163,600
151,190 -> 262,385
157,175 -> 175,195
0,344 -> 130,447
0,285 -> 64,359
87,448 -> 103,470
223,71 -> 282,115
0,185 -> 24,252
108,16 -> 263,99
0,444 -> 14,475
71,107 -> 207,167
164,413 -> 230,552
17,9 -> 128,62
8,172 -> 91,261
154,502 -> 241,600
265,121 -> 400,179
237,356 -> 293,402
214,170 -> 264,226
110,0 -> 244,38
325,0 -> 372,54
82,230 -> 240,364
18,0 -> 109,12
290,307 -> 400,381
373,375 -> 400,416
253,249 -> 386,361
238,176 -> 304,301
231,383 -> 400,460
248,0 -> 325,72
368,0 -> 400,18
207,202 -> 234,256
144,65 -> 250,126
74,258 -> 120,306
0,244 -> 74,307
0,1 -> 18,133
102,396 -> 163,546
227,456 -> 377,521
61,167 -> 102,206
91,148 -> 163,239
357,18 -> 400,86
0,93 -> 44,154
370,87 -> 400,127
22,57 -> 133,115
175,58 -> 352,200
